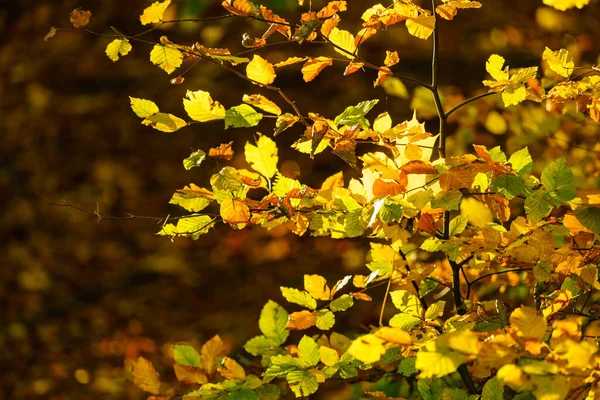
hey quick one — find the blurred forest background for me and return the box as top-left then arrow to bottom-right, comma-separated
1,0 -> 599,398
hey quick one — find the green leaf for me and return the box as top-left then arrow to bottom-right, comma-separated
425,301 -> 445,320
379,200 -> 404,223
543,47 -> 574,78
489,146 -> 507,163
258,300 -> 289,345
243,335 -> 278,356
541,157 -> 576,202
173,344 -> 201,367
286,370 -> 319,398
334,99 -> 379,129
509,147 -> 533,175
329,294 -> 354,312
491,174 -> 524,199
315,309 -> 335,330
398,357 -> 416,376
264,355 -> 300,377
142,112 -> 187,132
389,313 -> 423,330
245,135 -> 278,179
227,389 -> 259,400
575,206 -> 600,234
225,104 -> 263,129
169,192 -> 211,212
183,90 -> 226,122
418,378 -> 444,400
561,275 -> 581,296
366,260 -> 392,278
158,215 -> 215,239
281,287 -> 317,310
524,190 -> 553,224
105,39 -> 132,62
390,290 -> 423,317
431,190 -> 462,210
533,260 -> 554,283
482,377 -> 504,400
298,336 -> 320,367
130,97 -> 159,118
183,150 -> 206,170
448,215 -> 469,236
443,388 -> 470,400
149,44 -> 183,74
254,384 -> 280,400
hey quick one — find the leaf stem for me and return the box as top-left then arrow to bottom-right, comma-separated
444,92 -> 496,118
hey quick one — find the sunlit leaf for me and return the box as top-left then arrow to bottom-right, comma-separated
130,97 -> 160,118
304,274 -> 330,300
70,8 -> 91,28
543,0 -> 590,11
150,44 -> 183,74
220,198 -> 251,226
225,104 -> 263,128
140,0 -> 171,25
281,287 -> 317,310
348,334 -> 386,364
258,300 -> 289,345
183,150 -> 206,170
218,357 -> 246,381
301,57 -> 333,82
183,90 -> 226,122
242,94 -> 281,115
209,142 -> 234,160
509,306 -> 546,340
142,113 -> 187,132
105,39 -> 132,62
298,335 -> 320,367
201,335 -> 226,376
287,310 -> 317,330
173,344 -> 201,367
328,28 -> 357,59
406,15 -> 435,40
287,370 -> 319,397
246,55 -> 276,85
244,135 -> 278,179
543,47 -> 574,78
130,357 -> 161,395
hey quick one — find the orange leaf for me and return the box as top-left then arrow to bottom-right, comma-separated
209,142 -> 234,160
419,213 -> 437,235
400,160 -> 437,175
70,8 -> 91,28
350,292 -> 372,301
260,6 -> 291,39
218,357 -> 246,380
473,144 -> 492,163
355,27 -> 377,47
374,66 -> 392,87
384,51 -> 400,67
173,364 -> 208,384
372,178 -> 406,196
221,0 -> 255,16
201,335 -> 226,376
302,57 -> 333,82
220,198 -> 251,227
344,61 -> 364,76
321,14 -> 340,37
287,310 -> 318,330
131,357 -> 161,395
317,1 -> 347,18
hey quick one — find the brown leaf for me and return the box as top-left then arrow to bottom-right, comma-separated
209,142 -> 234,160
372,178 -> 406,196
70,8 -> 91,28
286,310 -> 318,330
217,357 -> 246,380
170,76 -> 185,85
131,357 -> 161,395
44,27 -> 57,42
201,335 -> 226,376
350,292 -> 372,301
173,364 -> 207,385
400,160 -> 437,175
418,213 -> 437,235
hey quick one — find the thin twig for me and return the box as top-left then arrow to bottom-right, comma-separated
444,92 -> 496,118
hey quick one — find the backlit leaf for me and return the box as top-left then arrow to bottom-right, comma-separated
130,97 -> 159,118
304,275 -> 330,300
574,206 -> 600,235
543,0 -> 590,11
329,294 -> 354,312
70,8 -> 91,28
246,55 -> 276,85
509,306 -> 546,340
173,344 -> 201,367
140,1 -> 171,25
220,198 -> 251,226
225,104 -> 263,128
183,90 -> 226,122
131,357 -> 161,395
242,94 -> 281,115
491,174 -> 524,199
218,357 -> 246,380
201,335 -> 226,376
298,336 -> 320,367
486,54 -> 509,82
508,147 -> 532,175
105,39 -> 132,62
315,309 -> 335,330
287,370 -> 319,397
348,334 -> 386,364
259,300 -> 289,345
244,135 -> 278,179
287,311 -> 317,330
149,44 -> 183,74
406,16 -> 435,40
183,150 -> 206,170
302,57 -> 333,82
209,142 -> 234,160
543,47 -> 574,78
142,113 -> 187,132
328,28 -> 357,59
281,287 -> 317,310
390,290 -> 423,317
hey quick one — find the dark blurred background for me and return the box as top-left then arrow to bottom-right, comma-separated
1,0 -> 599,399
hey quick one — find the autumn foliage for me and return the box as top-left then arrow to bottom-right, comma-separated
47,0 -> 600,399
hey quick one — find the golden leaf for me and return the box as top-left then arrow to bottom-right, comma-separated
406,15 -> 435,40
173,364 -> 207,384
140,0 -> 171,25
221,0 -> 255,16
355,28 -> 377,47
246,55 -> 276,85
209,142 -> 234,161
384,51 -> 400,67
321,14 -> 340,37
274,57 -> 307,68
329,28 -> 357,59
287,310 -> 318,330
321,172 -> 344,191
374,66 -> 392,87
70,8 -> 91,28
509,306 -> 547,340
304,274 -> 331,300
344,61 -> 364,76
400,160 -> 437,175
220,198 -> 251,227
201,335 -> 226,376
131,357 -> 161,395
149,44 -> 183,74
217,357 -> 246,381
243,94 -> 281,115
374,327 -> 412,345
316,1 -> 347,18
301,57 -> 333,82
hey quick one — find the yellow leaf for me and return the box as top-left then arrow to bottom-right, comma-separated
531,375 -> 568,400
406,15 -> 435,40
509,306 -> 547,340
130,97 -> 159,118
131,357 -> 161,395
501,85 -> 526,107
497,364 -> 531,392
486,54 -> 509,81
543,47 -> 574,78
201,335 -> 226,376
70,8 -> 91,28
220,198 -> 251,227
246,55 -> 276,85
542,290 -> 573,318
304,274 -> 331,300
140,0 -> 172,25
321,171 -> 344,190
384,51 -> 400,67
319,346 -> 339,366
244,135 -> 279,179
347,334 -> 386,363
416,339 -> 469,378
217,357 -> 246,381
405,143 -> 423,161
274,57 -> 307,68
243,94 -> 281,115
183,90 -> 226,122
436,1 -> 481,20
287,310 -> 318,330
105,39 -> 132,62
543,0 -> 590,11
149,44 -> 183,74
173,364 -> 207,384
142,113 -> 187,133
374,327 -> 412,345
302,57 -> 334,82
328,28 -> 357,59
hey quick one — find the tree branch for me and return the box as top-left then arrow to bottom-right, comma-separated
444,92 -> 496,118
